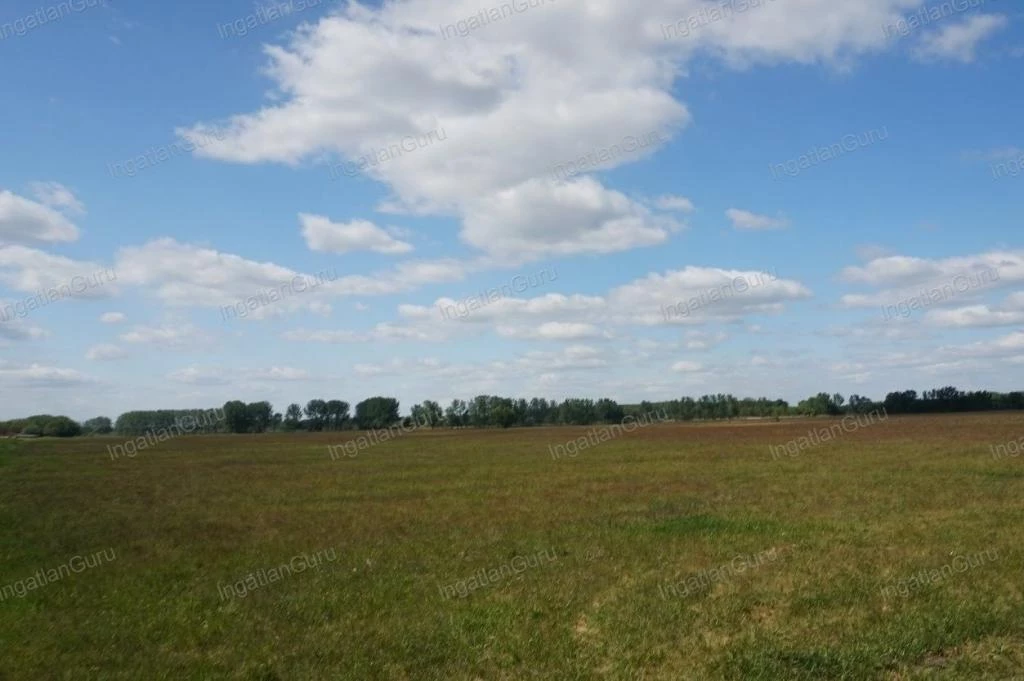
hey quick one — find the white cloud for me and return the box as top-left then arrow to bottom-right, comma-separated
176,1 -> 918,260
496,321 -> 605,340
912,14 -> 1008,63
179,0 -> 912,182
115,238 -> 474,316
0,306 -> 46,342
508,345 -> 609,372
684,330 -> 729,351
168,365 -> 312,384
86,344 -> 128,361
0,246 -> 116,299
283,329 -> 363,344
0,190 -> 80,245
726,208 -> 789,231
926,305 -> 1024,328
283,322 -> 448,344
374,267 -> 808,347
100,312 -> 127,324
654,195 -> 695,213
28,182 -> 85,215
120,323 -> 215,350
0,363 -> 92,387
167,367 -> 229,385
116,238 -> 330,312
672,361 -> 704,372
251,366 -> 311,381
925,293 -> 1024,328
462,178 -> 679,258
608,267 -> 810,326
839,250 -> 1022,308
300,214 -> 414,255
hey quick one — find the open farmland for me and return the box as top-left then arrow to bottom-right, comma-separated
1,413 -> 1023,680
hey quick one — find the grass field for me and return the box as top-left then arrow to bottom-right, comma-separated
1,412 -> 1023,680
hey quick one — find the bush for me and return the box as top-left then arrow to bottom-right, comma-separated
42,417 -> 82,438
0,415 -> 83,438
82,417 -> 114,435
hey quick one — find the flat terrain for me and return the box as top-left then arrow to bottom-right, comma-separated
1,413 -> 1022,680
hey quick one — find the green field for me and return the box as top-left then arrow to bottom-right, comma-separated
1,413 -> 1022,680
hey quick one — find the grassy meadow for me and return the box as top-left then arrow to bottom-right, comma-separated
1,412 -> 1023,680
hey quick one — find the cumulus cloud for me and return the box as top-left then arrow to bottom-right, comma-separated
365,266 -> 809,346
654,195 -> 695,213
609,267 -> 811,326
28,182 -> 86,215
0,246 -> 117,299
726,208 -> 789,231
0,306 -> 46,342
300,214 -> 414,255
912,14 -> 1008,63
839,250 -> 1022,309
0,362 -> 92,387
462,178 -> 679,258
0,190 -> 80,245
115,238 -> 475,316
925,293 -> 1024,328
176,0 -> 917,260
926,305 -> 1024,328
120,322 -> 215,350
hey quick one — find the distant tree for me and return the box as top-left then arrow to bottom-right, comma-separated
82,417 -> 113,435
355,397 -> 400,430
305,399 -> 328,431
324,400 -> 351,430
595,398 -> 625,423
467,395 -> 492,427
847,395 -> 876,414
0,419 -> 29,436
41,416 -> 82,438
223,401 -> 251,434
491,404 -> 516,429
410,403 -> 427,427
114,409 -> 224,436
283,403 -> 304,431
421,400 -> 444,427
246,402 -> 274,433
798,393 -> 843,416
884,390 -> 919,414
560,398 -> 598,425
445,399 -> 468,428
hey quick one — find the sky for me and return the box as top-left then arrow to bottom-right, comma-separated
0,0 -> 1021,420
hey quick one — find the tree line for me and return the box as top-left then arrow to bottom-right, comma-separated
2,386 -> 1022,438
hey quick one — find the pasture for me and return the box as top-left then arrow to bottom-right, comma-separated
0,413 -> 1022,680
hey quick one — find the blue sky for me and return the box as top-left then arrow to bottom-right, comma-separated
0,0 -> 1021,420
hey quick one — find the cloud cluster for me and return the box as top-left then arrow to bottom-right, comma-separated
176,0 -> 923,261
